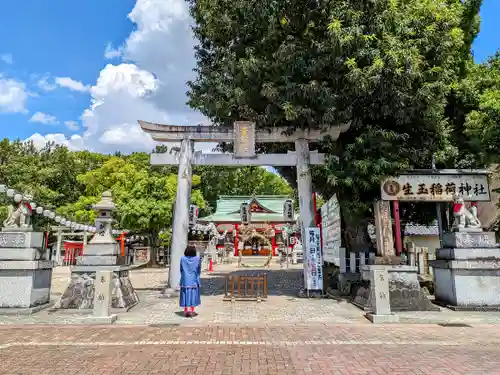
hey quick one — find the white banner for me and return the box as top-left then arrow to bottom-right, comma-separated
320,195 -> 341,264
304,227 -> 323,290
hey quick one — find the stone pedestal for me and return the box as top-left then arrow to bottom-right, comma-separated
0,229 -> 54,314
55,191 -> 139,311
364,267 -> 399,323
352,265 -> 439,312
431,230 -> 500,310
55,265 -> 138,311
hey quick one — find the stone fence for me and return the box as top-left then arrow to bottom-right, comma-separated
339,247 -> 432,277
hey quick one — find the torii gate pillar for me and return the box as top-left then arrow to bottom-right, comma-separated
168,139 -> 193,293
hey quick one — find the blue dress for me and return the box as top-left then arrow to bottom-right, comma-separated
179,255 -> 201,307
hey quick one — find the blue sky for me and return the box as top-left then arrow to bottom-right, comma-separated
0,0 -> 499,153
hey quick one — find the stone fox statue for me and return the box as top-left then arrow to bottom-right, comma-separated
3,196 -> 33,229
452,194 -> 481,230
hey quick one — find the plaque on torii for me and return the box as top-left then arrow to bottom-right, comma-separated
139,120 -> 349,293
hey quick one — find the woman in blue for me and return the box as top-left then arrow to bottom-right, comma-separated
179,245 -> 201,317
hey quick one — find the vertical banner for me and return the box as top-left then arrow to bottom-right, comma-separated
320,195 -> 341,264
189,204 -> 199,225
305,227 -> 323,290
240,202 -> 251,224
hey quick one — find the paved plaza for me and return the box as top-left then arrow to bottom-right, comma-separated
1,264 -> 500,373
1,324 -> 500,374
1,263 -> 500,325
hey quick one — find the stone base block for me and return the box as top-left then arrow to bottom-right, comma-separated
365,312 -> 400,324
54,266 -> 139,310
442,231 -> 496,248
436,247 -> 500,261
0,230 -> 44,249
0,247 -> 49,261
352,265 -> 439,312
0,260 -> 53,310
76,255 -> 119,266
432,252 -> 500,308
0,302 -> 52,315
82,242 -> 120,256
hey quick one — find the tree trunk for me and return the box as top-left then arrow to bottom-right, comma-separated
342,215 -> 375,254
148,231 -> 159,268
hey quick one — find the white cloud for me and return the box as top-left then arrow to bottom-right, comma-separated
55,77 -> 90,93
26,133 -> 84,151
29,112 -> 59,125
27,0 -> 210,153
64,121 -> 79,131
36,76 -> 57,92
0,76 -> 28,113
0,54 -> 13,65
104,43 -> 122,60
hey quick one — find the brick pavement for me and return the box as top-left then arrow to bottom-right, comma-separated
1,324 -> 500,374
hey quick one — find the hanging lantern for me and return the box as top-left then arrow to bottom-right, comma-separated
49,212 -> 56,219
36,206 -> 44,215
13,194 -> 22,203
31,202 -> 37,209
0,185 -> 6,193
43,210 -> 50,217
55,216 -> 61,223
6,189 -> 15,197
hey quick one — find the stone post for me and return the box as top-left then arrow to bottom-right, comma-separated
92,270 -> 117,323
55,229 -> 62,266
365,267 -> 399,323
373,201 -> 395,258
295,139 -> 315,289
167,139 -> 194,293
417,251 -> 425,275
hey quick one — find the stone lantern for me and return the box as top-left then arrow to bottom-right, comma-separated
54,190 -> 139,314
93,191 -> 115,238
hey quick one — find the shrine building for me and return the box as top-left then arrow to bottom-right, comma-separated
198,195 -> 298,256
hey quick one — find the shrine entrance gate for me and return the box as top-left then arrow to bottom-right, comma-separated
139,120 -> 348,292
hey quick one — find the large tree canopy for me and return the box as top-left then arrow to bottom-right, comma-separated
187,0 -> 482,250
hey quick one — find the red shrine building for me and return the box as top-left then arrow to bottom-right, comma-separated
198,195 -> 298,256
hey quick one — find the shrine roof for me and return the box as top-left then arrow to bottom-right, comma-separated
199,195 -> 297,223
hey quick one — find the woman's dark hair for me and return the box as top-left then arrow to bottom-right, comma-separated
184,245 -> 197,257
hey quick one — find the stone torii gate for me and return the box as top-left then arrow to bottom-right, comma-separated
139,120 -> 348,293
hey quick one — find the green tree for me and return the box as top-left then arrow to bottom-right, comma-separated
455,52 -> 500,164
186,0 -> 472,250
58,156 -> 206,266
